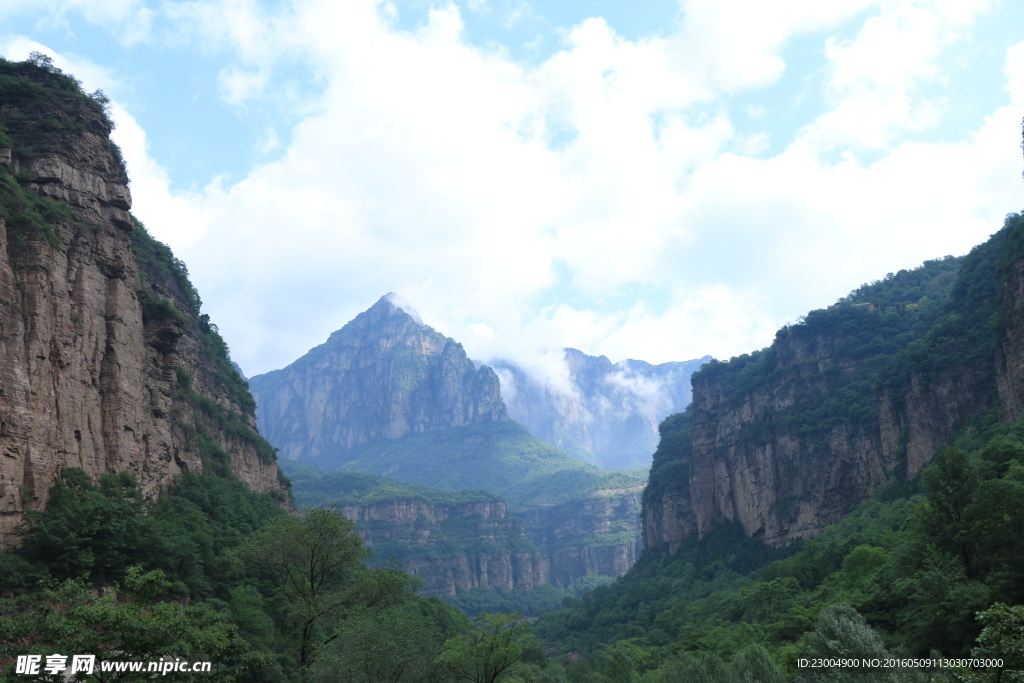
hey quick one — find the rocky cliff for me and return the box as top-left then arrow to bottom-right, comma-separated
644,241 -> 1007,550
492,351 -> 710,469
0,57 -> 288,546
249,295 -> 507,461
284,464 -> 644,596
518,484 -> 644,587
343,497 -> 549,597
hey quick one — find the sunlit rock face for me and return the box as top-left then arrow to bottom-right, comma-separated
491,351 -> 711,469
249,295 -> 508,462
0,63 -> 287,546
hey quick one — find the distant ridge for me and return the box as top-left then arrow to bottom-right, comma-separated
491,350 -> 712,469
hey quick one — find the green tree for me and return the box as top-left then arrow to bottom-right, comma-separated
16,469 -> 154,584
439,612 -> 536,683
0,566 -> 265,682
798,604 -> 924,683
308,605 -> 447,683
232,508 -> 411,668
924,448 -> 981,579
960,603 -> 1024,683
732,644 -> 782,683
740,577 -> 800,620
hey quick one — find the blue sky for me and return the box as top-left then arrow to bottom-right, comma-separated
2,0 -> 1024,381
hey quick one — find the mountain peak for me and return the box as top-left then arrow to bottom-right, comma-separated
250,297 -> 508,461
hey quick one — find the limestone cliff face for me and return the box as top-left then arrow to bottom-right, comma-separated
337,497 -> 548,596
0,61 -> 288,545
674,330 -> 896,547
997,227 -> 1024,422
336,487 -> 643,596
519,485 -> 644,587
644,244 -> 1004,550
492,351 -> 710,469
249,296 -> 507,461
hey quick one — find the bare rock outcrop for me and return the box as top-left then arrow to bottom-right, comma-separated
643,240 -> 1005,550
249,295 -> 508,461
0,60 -> 287,545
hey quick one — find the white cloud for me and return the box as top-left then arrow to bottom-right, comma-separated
0,0 -> 153,45
800,0 -> 995,151
6,0 -> 1023,385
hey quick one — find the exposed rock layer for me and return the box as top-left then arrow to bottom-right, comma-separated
250,297 -> 507,462
644,244 -> 1006,550
338,487 -> 643,596
0,65 -> 287,545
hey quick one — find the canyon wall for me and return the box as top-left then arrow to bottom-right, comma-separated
644,238 -> 1008,550
0,59 -> 287,546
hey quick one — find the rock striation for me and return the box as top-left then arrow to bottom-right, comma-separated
249,295 -> 507,462
340,497 -> 549,596
0,59 -> 287,545
340,489 -> 644,596
519,484 -> 644,587
492,351 -> 711,469
644,240 -> 1009,550
285,465 -> 645,596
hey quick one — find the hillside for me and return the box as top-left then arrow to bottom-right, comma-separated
282,454 -> 647,597
0,55 -> 288,547
643,250 -> 990,547
532,212 -> 1024,680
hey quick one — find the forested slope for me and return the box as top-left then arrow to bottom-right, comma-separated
531,213 -> 1024,682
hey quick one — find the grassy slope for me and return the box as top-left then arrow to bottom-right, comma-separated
309,420 -> 647,508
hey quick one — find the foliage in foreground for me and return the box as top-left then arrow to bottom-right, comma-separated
0,471 -> 566,683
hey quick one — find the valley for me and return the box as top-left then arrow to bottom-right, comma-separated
2,51 -> 1024,683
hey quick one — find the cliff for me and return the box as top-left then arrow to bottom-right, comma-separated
492,351 -> 711,469
518,484 -> 644,587
644,238 -> 1009,549
0,57 -> 288,545
283,464 -> 645,596
249,295 -> 507,461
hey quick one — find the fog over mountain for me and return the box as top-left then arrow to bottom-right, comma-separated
488,350 -> 712,469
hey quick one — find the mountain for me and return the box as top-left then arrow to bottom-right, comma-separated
0,57 -> 287,546
248,294 -> 507,461
252,300 -> 654,591
536,212 -> 1024,664
491,351 -> 712,469
643,238 -> 1004,549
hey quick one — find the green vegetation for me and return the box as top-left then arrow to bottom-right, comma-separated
131,216 -> 202,316
282,460 -> 504,509
0,161 -> 68,250
531,412 -> 1024,680
320,420 -> 647,508
129,218 -> 276,474
1,566 -> 268,682
445,581 -> 618,619
0,53 -> 126,183
524,216 -> 1024,681
3,471 -> 567,682
282,461 -> 644,622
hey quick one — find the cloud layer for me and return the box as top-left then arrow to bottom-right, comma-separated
3,0 -> 1023,377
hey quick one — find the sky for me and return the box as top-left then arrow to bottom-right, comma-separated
2,0 -> 1024,381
